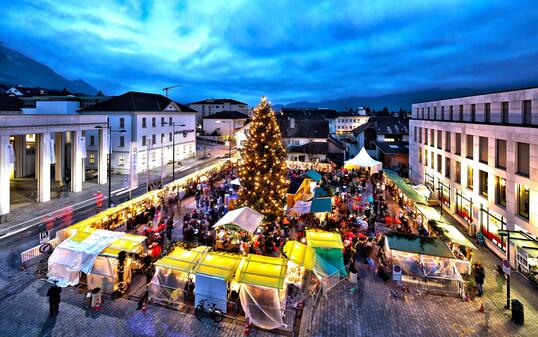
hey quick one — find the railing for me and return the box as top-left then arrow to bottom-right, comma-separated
20,238 -> 60,268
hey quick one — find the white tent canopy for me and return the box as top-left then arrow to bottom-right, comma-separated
344,147 -> 382,173
213,206 -> 264,232
230,178 -> 241,186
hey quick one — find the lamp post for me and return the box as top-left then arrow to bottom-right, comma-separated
95,124 -> 126,208
163,122 -> 186,182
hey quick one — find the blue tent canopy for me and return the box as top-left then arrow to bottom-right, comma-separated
302,170 -> 322,182
310,198 -> 332,213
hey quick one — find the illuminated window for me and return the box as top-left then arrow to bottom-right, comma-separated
517,184 -> 530,219
89,153 -> 95,164
467,166 -> 473,190
119,155 -> 125,166
495,176 -> 506,207
479,170 -> 488,197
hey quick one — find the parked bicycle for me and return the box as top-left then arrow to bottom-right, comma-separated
194,299 -> 224,322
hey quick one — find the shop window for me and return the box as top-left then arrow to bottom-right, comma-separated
437,130 -> 442,149
495,176 -> 506,207
479,170 -> 488,197
467,166 -> 473,190
455,161 -> 461,184
466,135 -> 473,159
445,131 -> 451,152
437,154 -> 442,173
496,139 -> 506,169
445,157 -> 451,178
456,191 -> 473,222
480,208 -> 506,251
89,153 -> 95,164
484,103 -> 491,123
455,133 -> 461,155
517,184 -> 530,219
517,142 -> 530,177
439,181 -> 451,207
479,137 -> 488,164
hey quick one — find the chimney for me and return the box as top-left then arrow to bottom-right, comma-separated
290,117 -> 295,129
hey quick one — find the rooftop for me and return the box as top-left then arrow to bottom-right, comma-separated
278,119 -> 329,138
288,142 -> 329,155
189,98 -> 247,105
352,116 -> 408,136
203,110 -> 250,119
374,141 -> 409,154
279,107 -> 338,120
78,91 -> 195,113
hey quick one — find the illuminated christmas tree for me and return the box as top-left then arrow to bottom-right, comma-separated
238,96 -> 289,217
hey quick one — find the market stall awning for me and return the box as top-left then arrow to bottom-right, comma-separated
236,254 -> 288,289
301,170 -> 322,182
416,204 -> 442,222
499,230 -> 538,258
386,234 -> 455,258
154,246 -> 208,273
101,234 -> 147,257
413,185 -> 431,198
305,229 -> 343,249
344,147 -> 382,173
283,240 -> 315,269
384,169 -> 426,204
194,252 -> 242,282
314,186 -> 333,198
310,198 -> 332,213
213,206 -> 265,232
435,223 -> 477,250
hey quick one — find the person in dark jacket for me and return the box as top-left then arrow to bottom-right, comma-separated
474,262 -> 486,296
47,282 -> 62,317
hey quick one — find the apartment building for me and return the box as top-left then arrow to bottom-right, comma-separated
409,87 -> 538,259
188,98 -> 249,127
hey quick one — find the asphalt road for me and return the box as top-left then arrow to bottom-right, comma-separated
0,157 -> 220,253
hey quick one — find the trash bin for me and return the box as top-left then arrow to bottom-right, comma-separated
511,299 -> 524,325
85,291 -> 92,308
90,287 -> 102,308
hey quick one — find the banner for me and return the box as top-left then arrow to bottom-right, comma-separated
79,136 -> 87,159
49,138 -> 56,164
6,143 -> 15,164
130,144 -> 138,189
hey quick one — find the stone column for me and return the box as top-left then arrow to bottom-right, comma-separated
70,130 -> 83,193
54,132 -> 65,182
14,135 -> 26,178
97,129 -> 108,185
0,135 -> 11,216
35,133 -> 51,203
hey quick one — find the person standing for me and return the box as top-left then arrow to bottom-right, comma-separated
47,282 -> 62,317
495,264 -> 505,293
474,262 -> 486,297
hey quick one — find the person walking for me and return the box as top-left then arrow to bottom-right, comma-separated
474,262 -> 486,297
495,264 -> 505,293
47,282 -> 62,317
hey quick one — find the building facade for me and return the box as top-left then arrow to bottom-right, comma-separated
80,92 -> 196,175
202,110 -> 250,136
188,98 -> 249,127
409,87 -> 538,258
335,109 -> 369,134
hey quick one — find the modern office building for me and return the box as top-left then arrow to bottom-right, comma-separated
409,87 -> 538,259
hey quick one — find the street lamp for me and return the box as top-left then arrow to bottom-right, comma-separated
95,124 -> 126,208
163,122 -> 186,181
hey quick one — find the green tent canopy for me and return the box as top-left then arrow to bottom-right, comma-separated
386,234 -> 455,258
384,169 -> 426,204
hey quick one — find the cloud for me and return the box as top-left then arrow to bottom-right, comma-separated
0,0 -> 537,105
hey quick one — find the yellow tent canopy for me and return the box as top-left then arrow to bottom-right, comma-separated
101,234 -> 146,257
154,246 -> 209,273
305,229 -> 343,249
194,252 -> 242,282
283,240 -> 315,270
236,254 -> 288,289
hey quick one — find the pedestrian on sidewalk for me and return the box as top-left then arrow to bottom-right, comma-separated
47,282 -> 61,317
473,262 -> 486,297
495,264 -> 505,293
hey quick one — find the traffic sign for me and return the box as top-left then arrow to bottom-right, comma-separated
393,265 -> 402,281
39,230 -> 50,244
502,259 -> 511,275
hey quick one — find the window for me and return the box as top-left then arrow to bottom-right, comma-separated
480,208 -> 506,250
151,152 -> 156,162
439,181 -> 451,206
455,161 -> 461,184
169,117 -> 173,125
89,153 -> 95,164
427,107 -> 430,119
416,108 -> 419,118
471,104 -> 476,122
414,127 -> 417,141
445,131 -> 451,152
142,136 -> 146,146
119,117 -> 125,129
424,128 -> 428,145
445,157 -> 451,178
466,135 -> 473,159
142,117 -> 147,128
456,191 -> 472,221
437,130 -> 442,149
495,176 -> 506,207
501,101 -> 509,123
90,135 -> 95,146
479,137 -> 488,163
479,170 -> 488,197
496,139 -> 506,169
169,133 -> 173,142
455,133 -> 461,155
459,105 -> 463,121
119,136 -> 125,147
431,151 -> 434,169
425,149 -> 428,166
419,148 -> 422,163
467,166 -> 473,190
449,105 -> 454,120
430,129 -> 434,147
119,155 -> 125,166
523,100 -> 532,125
419,127 -> 423,143
152,117 -> 156,127
517,142 -> 530,176
421,108 -> 425,119
437,154 -> 442,173
161,133 -> 165,144
152,134 -> 156,145
484,103 -> 491,123
441,106 -> 445,120
433,106 -> 437,119
517,184 -> 530,219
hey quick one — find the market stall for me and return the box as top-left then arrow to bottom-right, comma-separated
305,229 -> 346,279
433,222 -> 476,275
384,233 -> 464,297
343,147 -> 382,174
235,254 -> 288,330
148,246 -> 209,307
213,207 -> 264,251
193,252 -> 242,314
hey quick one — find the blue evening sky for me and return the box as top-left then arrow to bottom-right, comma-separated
1,0 -> 537,105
